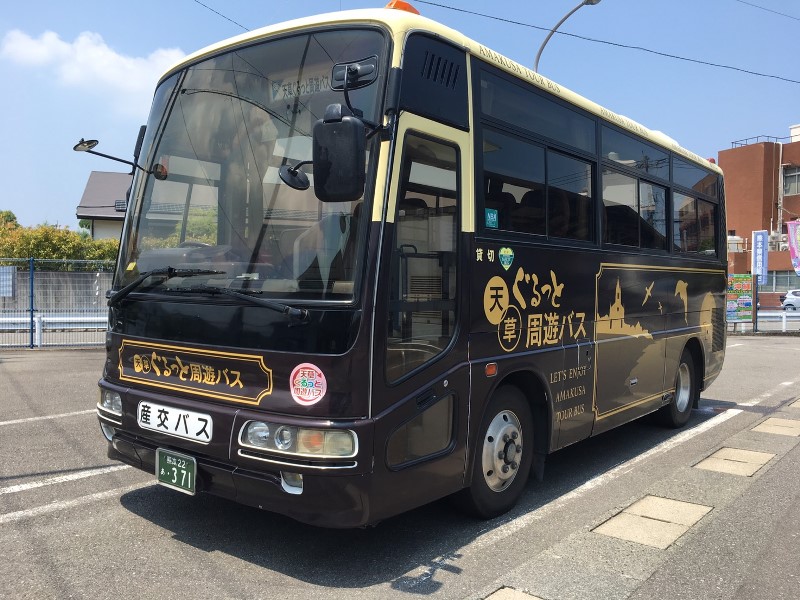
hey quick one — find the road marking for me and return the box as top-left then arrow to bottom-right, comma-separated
470,408 -> 742,551
728,343 -> 744,348
740,380 -> 799,407
0,465 -> 131,496
0,409 -> 95,427
0,483 -> 150,525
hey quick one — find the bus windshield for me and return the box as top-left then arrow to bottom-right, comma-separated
116,28 -> 386,301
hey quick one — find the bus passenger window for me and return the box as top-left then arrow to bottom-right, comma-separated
547,151 -> 593,241
697,200 -> 717,255
602,170 -> 638,246
639,182 -> 667,250
673,192 -> 698,252
481,128 -> 545,235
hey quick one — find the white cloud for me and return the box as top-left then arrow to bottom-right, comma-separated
0,29 -> 185,117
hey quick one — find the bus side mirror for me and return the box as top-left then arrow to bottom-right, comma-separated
312,104 -> 365,203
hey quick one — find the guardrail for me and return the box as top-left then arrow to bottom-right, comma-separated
0,314 -> 107,348
730,310 -> 800,333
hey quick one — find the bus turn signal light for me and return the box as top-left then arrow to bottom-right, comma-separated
385,1 -> 420,14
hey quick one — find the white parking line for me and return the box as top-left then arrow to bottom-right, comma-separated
0,483 -> 149,525
0,465 -> 130,496
469,408 -> 742,551
740,380 -> 799,407
0,409 -> 95,427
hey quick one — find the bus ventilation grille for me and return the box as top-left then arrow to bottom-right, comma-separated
420,51 -> 460,90
712,308 -> 724,352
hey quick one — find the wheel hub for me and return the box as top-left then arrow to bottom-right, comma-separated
481,410 -> 523,492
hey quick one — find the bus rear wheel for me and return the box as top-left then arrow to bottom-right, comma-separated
456,385 -> 533,519
657,348 -> 697,428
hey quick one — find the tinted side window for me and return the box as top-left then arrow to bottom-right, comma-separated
480,70 -> 595,153
697,199 -> 717,254
602,170 -> 638,246
602,126 -> 669,181
673,192 -> 698,252
639,182 -> 667,250
674,157 -> 717,198
481,128 -> 545,235
548,152 -> 593,241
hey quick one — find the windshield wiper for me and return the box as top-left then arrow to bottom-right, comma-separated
171,285 -> 309,322
107,267 -> 224,308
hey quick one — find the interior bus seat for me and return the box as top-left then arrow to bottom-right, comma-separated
293,212 -> 353,290
485,179 -> 516,230
399,196 -> 427,214
548,190 -> 571,238
513,188 -> 546,235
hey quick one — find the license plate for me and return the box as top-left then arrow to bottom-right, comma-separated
156,448 -> 197,495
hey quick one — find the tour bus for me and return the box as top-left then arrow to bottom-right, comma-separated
92,1 -> 727,527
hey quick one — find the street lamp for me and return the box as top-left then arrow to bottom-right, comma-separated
534,0 -> 601,73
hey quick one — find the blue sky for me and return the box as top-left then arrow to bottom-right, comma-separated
1,0 -> 797,228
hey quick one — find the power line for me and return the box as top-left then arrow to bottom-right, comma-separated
732,0 -> 800,21
191,0 -> 249,32
414,0 -> 800,85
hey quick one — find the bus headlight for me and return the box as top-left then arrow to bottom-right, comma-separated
241,421 -> 356,458
100,390 -> 122,415
244,421 -> 270,447
274,426 -> 295,451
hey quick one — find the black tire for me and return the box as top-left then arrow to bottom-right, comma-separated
657,348 -> 697,428
455,386 -> 533,519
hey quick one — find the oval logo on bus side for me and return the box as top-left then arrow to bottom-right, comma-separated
290,363 -> 327,406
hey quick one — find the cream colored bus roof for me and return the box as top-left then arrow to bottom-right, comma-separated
161,7 -> 720,174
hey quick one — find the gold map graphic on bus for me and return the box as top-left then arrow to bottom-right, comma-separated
592,264 -> 722,420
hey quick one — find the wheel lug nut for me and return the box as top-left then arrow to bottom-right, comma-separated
503,434 -> 510,443
511,461 -> 518,470
498,451 -> 505,459
501,465 -> 510,473
511,431 -> 518,440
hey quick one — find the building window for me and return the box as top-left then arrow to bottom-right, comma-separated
784,166 -> 800,196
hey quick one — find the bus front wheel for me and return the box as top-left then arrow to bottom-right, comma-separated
456,385 -> 533,519
657,348 -> 697,428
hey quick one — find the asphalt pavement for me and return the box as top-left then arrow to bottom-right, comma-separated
1,337 -> 799,599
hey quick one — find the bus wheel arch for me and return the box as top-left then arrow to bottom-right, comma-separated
455,383 -> 534,518
501,370 -> 551,466
684,337 -> 705,401
657,341 -> 701,428
455,370 -> 548,519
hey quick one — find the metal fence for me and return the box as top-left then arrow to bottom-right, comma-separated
0,258 -> 114,348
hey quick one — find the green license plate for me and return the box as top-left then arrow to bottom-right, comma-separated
156,448 -> 196,495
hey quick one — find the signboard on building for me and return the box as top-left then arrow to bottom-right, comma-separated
787,220 -> 800,277
727,274 -> 754,323
751,229 -> 768,285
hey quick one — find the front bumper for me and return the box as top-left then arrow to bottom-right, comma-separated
107,429 -> 374,528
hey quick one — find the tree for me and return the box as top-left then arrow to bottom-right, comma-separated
0,210 -> 18,228
0,223 -> 118,268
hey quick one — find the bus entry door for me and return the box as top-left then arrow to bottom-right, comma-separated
370,118 -> 471,513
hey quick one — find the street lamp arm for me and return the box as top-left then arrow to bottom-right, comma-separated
534,0 -> 600,73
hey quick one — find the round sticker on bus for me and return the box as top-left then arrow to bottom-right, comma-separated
290,363 -> 328,406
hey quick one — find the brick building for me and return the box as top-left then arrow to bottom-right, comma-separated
718,124 -> 800,307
